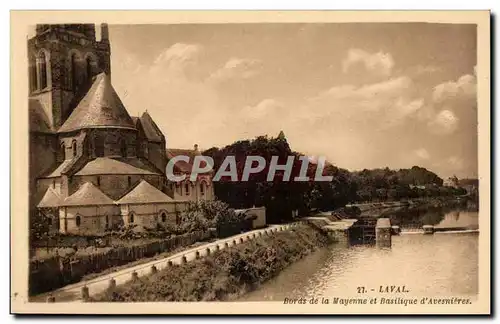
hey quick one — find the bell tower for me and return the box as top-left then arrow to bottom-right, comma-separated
28,23 -> 111,130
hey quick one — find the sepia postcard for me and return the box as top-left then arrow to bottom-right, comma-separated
10,10 -> 491,315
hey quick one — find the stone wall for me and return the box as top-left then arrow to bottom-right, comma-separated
59,204 -> 120,235
146,141 -> 167,173
120,202 -> 188,228
376,218 -> 392,248
172,179 -> 214,201
30,133 -> 58,215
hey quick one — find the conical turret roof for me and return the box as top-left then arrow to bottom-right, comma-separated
116,179 -> 174,204
58,73 -> 136,133
37,187 -> 62,208
62,182 -> 115,206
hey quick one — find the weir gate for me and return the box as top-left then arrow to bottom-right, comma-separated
304,214 -> 395,248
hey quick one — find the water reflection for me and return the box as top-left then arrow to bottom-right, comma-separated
387,203 -> 478,230
240,208 -> 479,302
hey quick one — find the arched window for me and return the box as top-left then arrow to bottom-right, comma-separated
86,56 -> 93,83
71,53 -> 78,92
38,52 -> 48,89
29,56 -> 37,92
47,217 -> 52,226
94,135 -> 104,157
200,182 -> 205,196
185,182 -> 190,196
59,143 -> 65,161
88,137 -> 94,156
72,140 -> 77,158
120,139 -> 127,157
160,211 -> 167,223
129,212 -> 135,224
75,215 -> 81,227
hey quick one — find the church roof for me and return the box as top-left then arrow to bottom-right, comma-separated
116,179 -> 174,204
43,160 -> 73,178
29,99 -> 54,133
166,148 -> 201,174
58,73 -> 136,133
74,157 -> 161,176
62,182 -> 115,206
37,187 -> 62,208
139,112 -> 164,143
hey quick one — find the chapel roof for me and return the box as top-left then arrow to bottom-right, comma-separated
74,157 -> 161,176
37,187 -> 62,208
58,73 -> 136,133
29,99 -> 54,133
138,112 -> 164,143
116,179 -> 174,204
166,147 -> 207,174
61,182 -> 115,206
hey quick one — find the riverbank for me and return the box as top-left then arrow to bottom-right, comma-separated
91,224 -> 330,302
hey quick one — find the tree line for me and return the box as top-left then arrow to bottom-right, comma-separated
203,132 -> 468,224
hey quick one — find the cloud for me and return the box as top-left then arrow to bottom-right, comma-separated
412,65 -> 442,75
208,58 -> 262,83
432,73 -> 476,103
310,76 -> 419,127
241,99 -> 283,120
428,109 -> 459,134
447,156 -> 464,170
414,148 -> 430,160
424,70 -> 477,136
342,48 -> 394,77
150,43 -> 204,77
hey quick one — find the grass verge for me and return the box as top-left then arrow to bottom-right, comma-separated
92,224 -> 330,302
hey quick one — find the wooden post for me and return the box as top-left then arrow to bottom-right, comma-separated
81,286 -> 89,302
108,279 -> 116,291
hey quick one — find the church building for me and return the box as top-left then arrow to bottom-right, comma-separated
29,24 -> 214,235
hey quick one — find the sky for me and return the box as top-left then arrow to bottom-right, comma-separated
105,23 -> 477,179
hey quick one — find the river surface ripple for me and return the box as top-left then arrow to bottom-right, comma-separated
240,210 -> 478,301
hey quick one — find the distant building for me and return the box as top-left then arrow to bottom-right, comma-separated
458,178 -> 479,196
166,145 -> 215,201
234,207 -> 266,229
444,175 -> 460,188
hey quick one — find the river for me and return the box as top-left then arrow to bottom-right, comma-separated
240,209 -> 479,301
